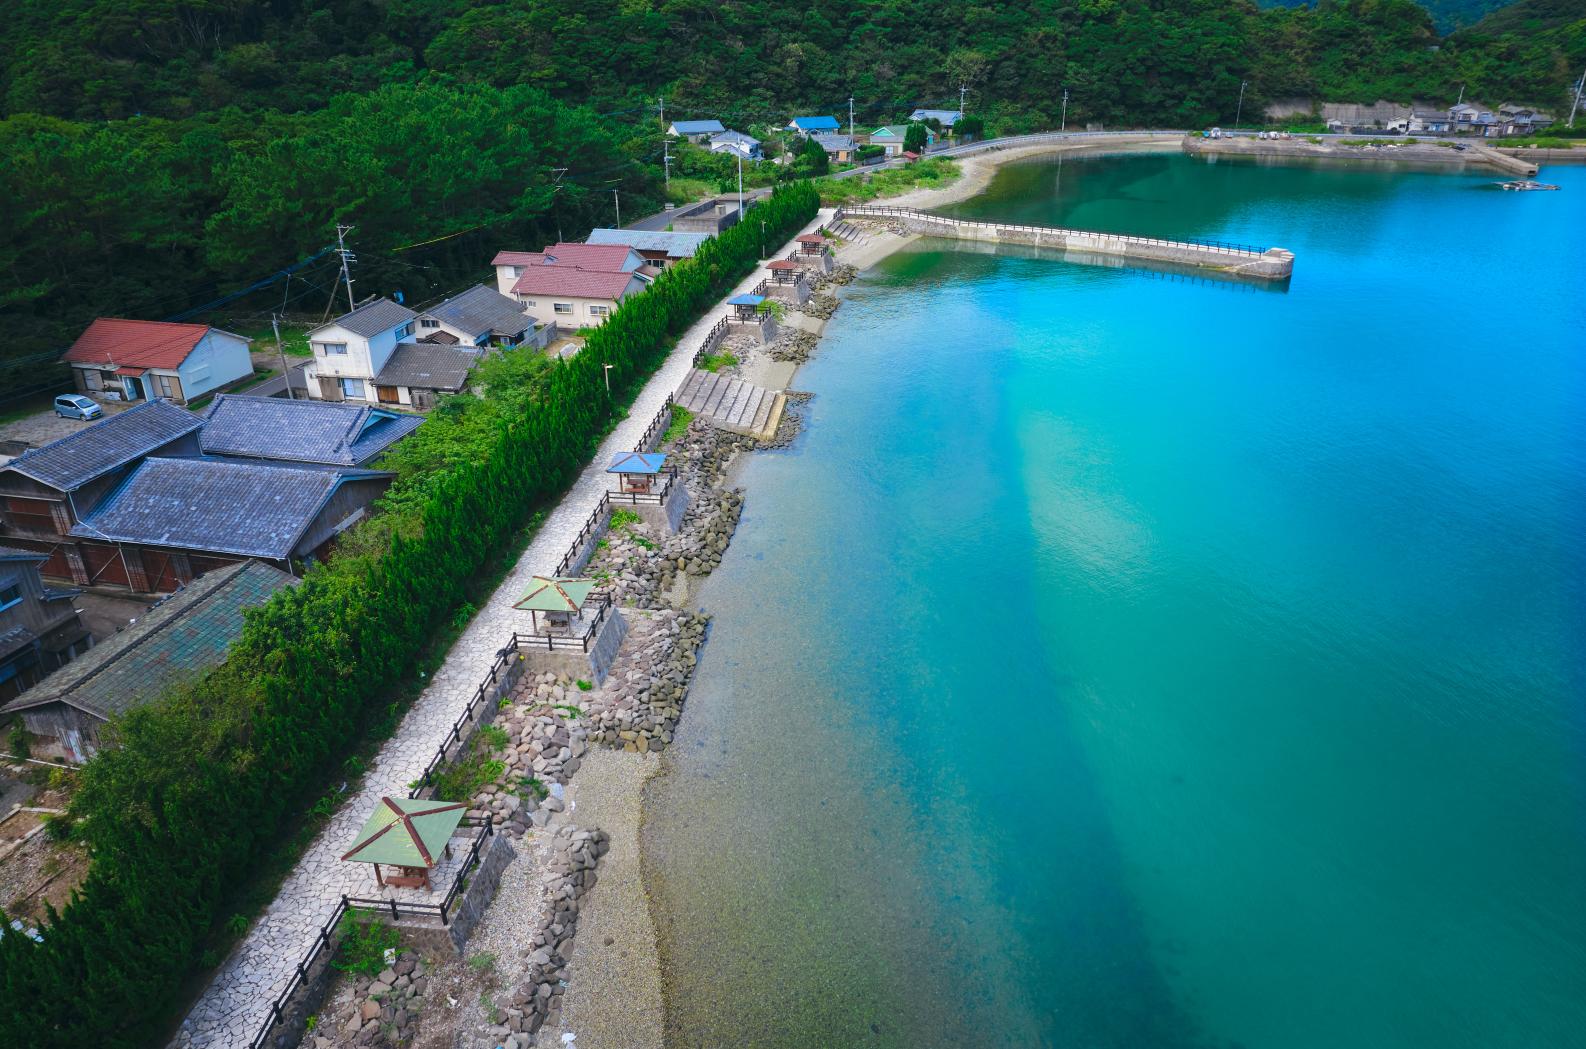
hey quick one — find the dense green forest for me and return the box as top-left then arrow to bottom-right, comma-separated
1261,0 -> 1511,33
2,0 -> 1581,369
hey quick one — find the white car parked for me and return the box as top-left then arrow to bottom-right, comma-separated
54,394 -> 104,420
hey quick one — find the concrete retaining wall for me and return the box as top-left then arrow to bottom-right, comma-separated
633,482 -> 690,535
519,609 -> 629,686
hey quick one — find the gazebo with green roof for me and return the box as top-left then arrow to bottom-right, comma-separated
341,797 -> 468,891
513,575 -> 596,633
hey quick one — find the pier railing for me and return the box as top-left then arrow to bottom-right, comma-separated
609,467 -> 679,506
834,204 -> 1268,258
691,316 -> 730,367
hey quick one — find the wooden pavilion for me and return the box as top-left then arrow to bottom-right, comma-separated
607,451 -> 668,495
340,796 -> 467,891
726,293 -> 765,321
513,575 -> 596,634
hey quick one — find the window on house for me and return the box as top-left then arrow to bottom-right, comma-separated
589,305 -> 609,317
396,322 -> 415,338
316,342 -> 348,355
158,376 -> 175,398
503,265 -> 518,278
340,377 -> 365,399
554,303 -> 574,315
0,583 -> 20,612
420,319 -> 439,328
521,300 -> 537,307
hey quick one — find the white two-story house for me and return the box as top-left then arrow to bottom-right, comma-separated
303,298 -> 418,403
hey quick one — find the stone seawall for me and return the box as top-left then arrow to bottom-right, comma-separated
1184,133 -> 1538,177
838,206 -> 1295,281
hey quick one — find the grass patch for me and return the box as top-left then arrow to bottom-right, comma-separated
698,352 -> 739,373
610,508 -> 642,529
662,405 -> 695,443
477,724 -> 510,751
552,703 -> 583,719
431,729 -> 507,802
664,178 -> 716,206
818,158 -> 960,206
332,912 -> 400,976
230,321 -> 313,356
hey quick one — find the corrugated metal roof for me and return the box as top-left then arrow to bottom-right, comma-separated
71,457 -> 387,559
3,400 -> 202,492
199,395 -> 423,466
790,116 -> 840,130
420,284 -> 535,339
0,560 -> 296,720
585,228 -> 711,258
316,297 -> 417,339
670,120 -> 725,134
341,798 -> 467,868
373,343 -> 479,391
607,452 -> 667,475
62,318 -> 219,370
0,546 -> 48,562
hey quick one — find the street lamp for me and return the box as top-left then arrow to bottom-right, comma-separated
603,363 -> 613,393
760,220 -> 766,261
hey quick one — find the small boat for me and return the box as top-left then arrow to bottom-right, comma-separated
1497,180 -> 1560,191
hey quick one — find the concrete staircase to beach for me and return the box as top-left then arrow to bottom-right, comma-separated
676,368 -> 784,440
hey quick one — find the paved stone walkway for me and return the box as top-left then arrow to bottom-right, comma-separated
176,212 -> 832,1049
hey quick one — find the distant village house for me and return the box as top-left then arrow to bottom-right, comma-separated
908,108 -> 963,128
709,130 -> 763,160
63,319 -> 252,406
668,119 -> 726,143
786,116 -> 840,136
493,244 -> 650,328
584,229 -> 711,269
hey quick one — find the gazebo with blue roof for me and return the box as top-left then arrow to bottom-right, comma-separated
727,293 -> 765,321
608,451 -> 668,495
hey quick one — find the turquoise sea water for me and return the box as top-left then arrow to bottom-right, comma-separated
643,153 -> 1586,1048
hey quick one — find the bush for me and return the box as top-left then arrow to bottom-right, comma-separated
0,181 -> 820,1049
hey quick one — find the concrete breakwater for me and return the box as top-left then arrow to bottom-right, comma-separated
836,204 -> 1296,281
1184,132 -> 1539,177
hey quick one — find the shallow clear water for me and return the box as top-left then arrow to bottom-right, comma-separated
643,153 -> 1586,1048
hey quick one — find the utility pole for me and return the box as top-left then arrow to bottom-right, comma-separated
272,314 -> 294,400
664,139 -> 671,186
1235,80 -> 1247,129
736,151 -> 744,215
960,83 -> 967,115
1569,67 -> 1585,128
550,167 -> 568,241
334,224 -> 356,313
1457,83 -> 1465,106
848,95 -> 855,138
613,188 -> 621,229
658,95 -> 665,134
1061,89 -> 1069,132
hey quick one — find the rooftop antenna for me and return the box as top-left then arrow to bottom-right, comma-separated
334,224 -> 357,314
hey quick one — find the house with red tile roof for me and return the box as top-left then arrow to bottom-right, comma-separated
62,319 -> 252,405
491,243 -> 650,328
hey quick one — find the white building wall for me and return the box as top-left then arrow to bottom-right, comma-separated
304,322 -> 412,401
513,280 -> 645,328
175,331 -> 252,400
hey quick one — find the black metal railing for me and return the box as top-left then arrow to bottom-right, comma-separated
834,203 -> 1269,257
636,393 -> 675,452
409,642 -> 525,798
248,820 -> 496,1049
691,316 -> 730,367
553,492 -> 612,578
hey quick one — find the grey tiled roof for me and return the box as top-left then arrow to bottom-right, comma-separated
71,457 -> 387,559
317,297 -> 417,339
199,395 -> 423,466
420,285 -> 535,339
4,400 -> 201,492
373,343 -> 479,391
585,228 -> 711,258
0,560 -> 296,720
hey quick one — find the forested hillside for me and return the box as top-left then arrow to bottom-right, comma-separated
1261,0 -> 1512,33
2,0 -> 1581,361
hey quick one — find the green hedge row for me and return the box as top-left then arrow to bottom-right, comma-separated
0,181 -> 820,1049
